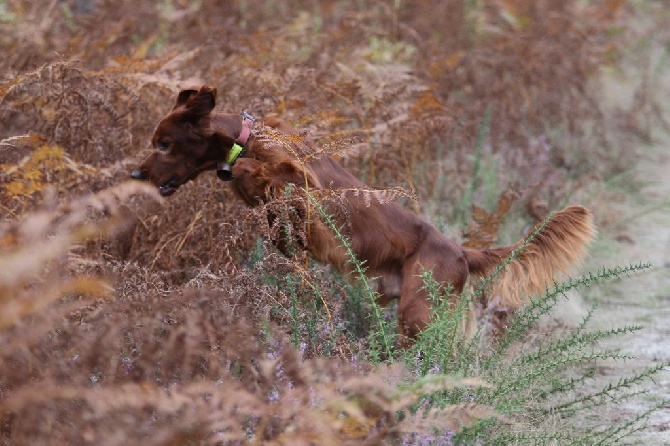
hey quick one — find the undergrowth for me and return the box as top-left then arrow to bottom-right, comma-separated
1,182 -> 666,444
0,184 -> 505,444
306,186 -> 669,443
1,0 -> 669,444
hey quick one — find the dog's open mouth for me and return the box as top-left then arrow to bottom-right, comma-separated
158,176 -> 179,197
157,168 -> 204,196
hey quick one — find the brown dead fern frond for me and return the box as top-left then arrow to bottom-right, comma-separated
1,144 -> 102,213
254,125 -> 317,163
0,181 -> 161,330
463,189 -> 518,249
344,185 -> 417,207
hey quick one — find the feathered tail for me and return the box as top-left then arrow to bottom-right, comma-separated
463,205 -> 597,308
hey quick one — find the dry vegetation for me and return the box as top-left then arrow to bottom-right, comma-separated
1,0 -> 668,444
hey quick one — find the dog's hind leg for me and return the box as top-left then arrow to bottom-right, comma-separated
375,274 -> 401,307
396,234 -> 470,346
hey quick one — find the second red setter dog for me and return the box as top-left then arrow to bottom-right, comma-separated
132,86 -> 596,344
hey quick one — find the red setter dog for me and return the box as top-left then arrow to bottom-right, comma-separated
132,86 -> 596,344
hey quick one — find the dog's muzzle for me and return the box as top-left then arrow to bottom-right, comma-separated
130,169 -> 178,196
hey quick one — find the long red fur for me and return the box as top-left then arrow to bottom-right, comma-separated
133,86 -> 597,344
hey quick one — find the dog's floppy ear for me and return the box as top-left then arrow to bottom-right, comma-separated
173,89 -> 198,109
173,86 -> 217,116
187,86 -> 217,116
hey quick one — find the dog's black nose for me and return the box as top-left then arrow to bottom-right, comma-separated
130,169 -> 147,180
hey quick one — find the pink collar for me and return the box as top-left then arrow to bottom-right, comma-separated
235,111 -> 255,145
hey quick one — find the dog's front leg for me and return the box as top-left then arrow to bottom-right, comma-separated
231,158 -> 306,258
231,158 -> 268,207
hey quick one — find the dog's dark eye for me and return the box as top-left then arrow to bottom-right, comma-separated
156,140 -> 170,151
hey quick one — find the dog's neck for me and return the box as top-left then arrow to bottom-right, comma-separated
210,113 -> 246,145
210,112 -> 255,181
212,113 -> 255,147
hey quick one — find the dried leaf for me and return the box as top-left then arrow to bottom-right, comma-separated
463,190 -> 516,249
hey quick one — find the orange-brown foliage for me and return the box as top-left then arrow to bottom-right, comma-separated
0,0 -> 665,443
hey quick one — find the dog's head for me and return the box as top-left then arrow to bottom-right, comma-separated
131,86 -> 238,196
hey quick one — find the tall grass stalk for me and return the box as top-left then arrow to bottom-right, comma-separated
458,105 -> 492,228
304,190 -> 395,363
